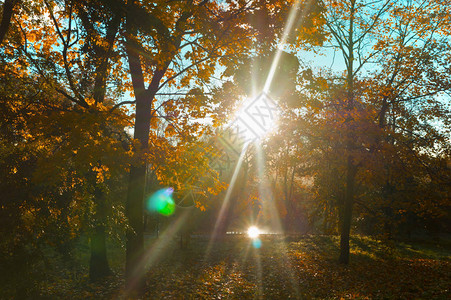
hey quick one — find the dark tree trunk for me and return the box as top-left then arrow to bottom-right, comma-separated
125,165 -> 146,292
124,24 -> 166,293
123,0 -> 150,291
339,156 -> 357,264
123,1 -> 189,293
86,13 -> 120,281
89,225 -> 111,280
0,0 -> 18,45
89,194 -> 111,281
89,169 -> 112,281
123,49 -> 158,295
339,0 -> 356,264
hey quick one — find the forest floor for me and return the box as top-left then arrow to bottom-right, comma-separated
42,235 -> 451,299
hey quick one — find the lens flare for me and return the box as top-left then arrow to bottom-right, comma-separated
252,238 -> 262,249
146,188 -> 175,216
247,226 -> 261,239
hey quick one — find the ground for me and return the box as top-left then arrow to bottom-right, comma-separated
43,235 -> 450,299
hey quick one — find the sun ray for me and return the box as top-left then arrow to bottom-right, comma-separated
255,143 -> 283,233
252,242 -> 264,299
123,209 -> 191,296
255,143 -> 301,297
204,142 -> 251,259
263,0 -> 313,93
201,0 -> 314,294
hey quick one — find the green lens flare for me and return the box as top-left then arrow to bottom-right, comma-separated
146,188 -> 175,216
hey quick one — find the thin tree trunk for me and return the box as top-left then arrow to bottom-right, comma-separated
339,156 -> 356,264
89,227 -> 110,279
86,12 -> 121,282
89,182 -> 112,281
338,0 -> 356,265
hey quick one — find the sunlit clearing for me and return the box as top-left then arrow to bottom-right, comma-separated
247,226 -> 261,239
146,188 -> 175,216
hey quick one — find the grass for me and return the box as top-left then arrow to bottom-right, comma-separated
40,234 -> 451,299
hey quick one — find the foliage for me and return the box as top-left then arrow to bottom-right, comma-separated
1,0 -> 450,295
291,0 -> 451,244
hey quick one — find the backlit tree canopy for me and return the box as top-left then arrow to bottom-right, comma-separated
0,0 -> 450,298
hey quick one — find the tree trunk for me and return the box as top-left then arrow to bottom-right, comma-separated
123,1 -> 187,292
0,0 -> 18,45
123,53 -> 164,295
89,225 -> 111,280
125,164 -> 146,292
89,170 -> 112,281
89,219 -> 111,281
124,40 -> 166,294
338,0 -> 356,264
124,2 -> 151,290
84,11 -> 120,281
339,156 -> 357,264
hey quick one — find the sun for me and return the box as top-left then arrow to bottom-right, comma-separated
247,226 -> 261,239
233,93 -> 279,142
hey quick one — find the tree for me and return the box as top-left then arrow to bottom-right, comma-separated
73,0 -> 123,281
1,0 -> 132,282
301,0 -> 451,263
